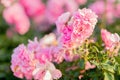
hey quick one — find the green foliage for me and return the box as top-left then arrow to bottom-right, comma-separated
104,71 -> 114,80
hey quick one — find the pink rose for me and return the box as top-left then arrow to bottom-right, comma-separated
101,29 -> 120,51
56,8 -> 97,48
70,8 -> 97,44
11,44 -> 34,79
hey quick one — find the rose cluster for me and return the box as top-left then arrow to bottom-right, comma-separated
10,8 -> 98,79
11,34 -> 62,80
11,7 -> 120,79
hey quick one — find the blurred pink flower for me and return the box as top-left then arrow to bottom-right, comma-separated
89,0 -> 115,24
115,4 -> 120,18
19,0 -> 45,18
89,1 -> 105,17
101,29 -> 120,51
75,0 -> 87,5
3,3 -> 30,35
46,0 -> 78,24
106,0 -> 116,3
6,29 -> 13,38
19,0 -> 46,24
105,2 -> 115,23
19,0 -> 50,31
34,16 -> 51,32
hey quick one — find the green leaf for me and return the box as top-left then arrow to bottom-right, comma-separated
117,66 -> 120,75
93,46 -> 99,52
78,59 -> 85,69
102,63 -> 115,73
104,71 -> 115,80
115,56 -> 120,64
90,61 -> 99,66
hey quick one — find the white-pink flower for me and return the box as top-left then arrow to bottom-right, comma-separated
70,8 -> 98,44
101,29 -> 120,51
56,8 -> 98,48
40,33 -> 57,47
32,61 -> 62,80
3,3 -> 30,35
